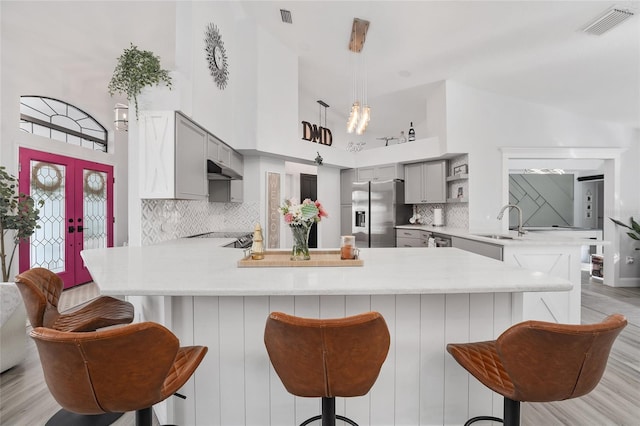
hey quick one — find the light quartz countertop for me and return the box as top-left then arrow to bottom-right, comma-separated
395,225 -> 607,246
81,238 -> 572,297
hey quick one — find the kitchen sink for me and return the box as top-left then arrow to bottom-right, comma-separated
474,234 -> 514,240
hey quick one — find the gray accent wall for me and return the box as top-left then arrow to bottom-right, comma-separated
509,174 -> 574,227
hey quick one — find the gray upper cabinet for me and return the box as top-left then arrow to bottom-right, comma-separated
209,180 -> 243,203
404,160 -> 447,204
356,164 -> 404,182
175,113 -> 208,199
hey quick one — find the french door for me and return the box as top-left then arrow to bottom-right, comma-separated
18,148 -> 114,288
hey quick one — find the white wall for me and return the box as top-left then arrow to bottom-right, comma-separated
0,2 -> 151,263
445,81 -> 640,286
445,81 -> 638,231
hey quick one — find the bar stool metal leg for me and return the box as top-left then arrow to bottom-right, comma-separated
504,398 -> 520,426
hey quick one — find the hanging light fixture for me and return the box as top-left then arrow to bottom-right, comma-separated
114,103 -> 128,132
346,18 -> 370,135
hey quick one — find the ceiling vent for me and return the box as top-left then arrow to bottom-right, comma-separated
280,9 -> 292,24
582,7 -> 634,35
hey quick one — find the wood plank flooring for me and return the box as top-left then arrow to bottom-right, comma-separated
1,273 -> 638,425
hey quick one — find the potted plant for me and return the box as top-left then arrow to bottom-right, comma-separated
0,166 -> 43,281
108,43 -> 172,117
610,216 -> 640,250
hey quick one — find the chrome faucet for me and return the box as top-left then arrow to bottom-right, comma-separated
497,204 -> 527,237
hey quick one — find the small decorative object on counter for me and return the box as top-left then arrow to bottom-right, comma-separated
399,131 -> 407,143
408,122 -> 415,141
251,223 -> 265,260
340,235 -> 356,260
280,198 -> 328,261
409,205 -> 422,225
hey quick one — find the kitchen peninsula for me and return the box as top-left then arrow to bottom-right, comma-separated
397,225 -> 606,325
82,239 -> 571,426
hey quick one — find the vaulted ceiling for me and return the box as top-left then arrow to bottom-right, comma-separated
240,1 -> 640,140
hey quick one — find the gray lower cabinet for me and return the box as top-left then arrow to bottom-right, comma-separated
395,229 -> 430,247
451,236 -> 503,261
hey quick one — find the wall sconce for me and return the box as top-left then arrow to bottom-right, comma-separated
114,103 -> 128,132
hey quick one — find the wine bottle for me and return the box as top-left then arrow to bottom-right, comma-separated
408,122 -> 415,141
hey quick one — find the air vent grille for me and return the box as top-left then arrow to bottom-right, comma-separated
280,9 -> 292,24
583,7 -> 634,35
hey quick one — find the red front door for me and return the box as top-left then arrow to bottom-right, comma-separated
18,148 -> 114,288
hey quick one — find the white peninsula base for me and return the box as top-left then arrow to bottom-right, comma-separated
82,242 -> 571,425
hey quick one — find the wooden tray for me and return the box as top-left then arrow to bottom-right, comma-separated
237,250 -> 364,268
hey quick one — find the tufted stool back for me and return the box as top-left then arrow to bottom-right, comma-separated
30,322 -> 207,425
15,267 -> 133,332
447,314 -> 627,426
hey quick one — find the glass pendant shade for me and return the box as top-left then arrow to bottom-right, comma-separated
356,105 -> 370,135
347,101 -> 360,133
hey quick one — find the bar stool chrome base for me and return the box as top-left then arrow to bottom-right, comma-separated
299,397 -> 358,426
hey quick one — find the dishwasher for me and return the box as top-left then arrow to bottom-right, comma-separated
434,235 -> 451,247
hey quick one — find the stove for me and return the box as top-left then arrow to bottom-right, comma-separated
188,231 -> 253,248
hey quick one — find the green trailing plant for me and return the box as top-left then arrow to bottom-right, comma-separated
610,216 -> 640,250
0,166 -> 43,281
108,43 -> 172,117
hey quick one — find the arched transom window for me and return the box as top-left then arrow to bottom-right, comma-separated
20,96 -> 108,152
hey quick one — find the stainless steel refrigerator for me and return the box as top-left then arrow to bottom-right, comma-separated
352,179 -> 412,248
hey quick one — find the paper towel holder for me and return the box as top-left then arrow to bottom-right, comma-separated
432,207 -> 444,227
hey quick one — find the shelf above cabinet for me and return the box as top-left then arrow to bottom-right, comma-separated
447,197 -> 468,203
446,174 -> 469,182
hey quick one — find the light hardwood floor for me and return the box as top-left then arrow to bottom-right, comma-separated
1,272 -> 639,425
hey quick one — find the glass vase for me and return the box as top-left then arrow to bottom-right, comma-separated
290,223 -> 311,261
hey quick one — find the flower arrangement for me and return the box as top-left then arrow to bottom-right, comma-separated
279,198 -> 328,227
280,198 -> 328,260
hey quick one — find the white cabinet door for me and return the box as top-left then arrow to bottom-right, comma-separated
175,113 -> 207,199
140,111 -> 176,198
140,111 -> 206,200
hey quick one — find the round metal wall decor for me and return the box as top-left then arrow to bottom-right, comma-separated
204,22 -> 229,90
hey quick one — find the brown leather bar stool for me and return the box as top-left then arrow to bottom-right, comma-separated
264,311 -> 390,426
447,314 -> 627,426
30,321 -> 208,426
15,267 -> 134,332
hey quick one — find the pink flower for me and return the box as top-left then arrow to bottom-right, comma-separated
284,212 -> 293,223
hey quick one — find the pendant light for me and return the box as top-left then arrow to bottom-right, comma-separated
346,18 -> 370,135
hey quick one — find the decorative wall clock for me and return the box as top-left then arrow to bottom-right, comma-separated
204,22 -> 229,90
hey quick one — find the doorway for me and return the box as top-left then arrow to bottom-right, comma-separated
18,148 -> 114,289
300,173 -> 318,248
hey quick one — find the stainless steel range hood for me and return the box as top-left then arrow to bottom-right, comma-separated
207,159 -> 242,180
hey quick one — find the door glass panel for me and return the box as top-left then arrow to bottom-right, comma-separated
30,161 -> 65,272
83,169 -> 107,250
